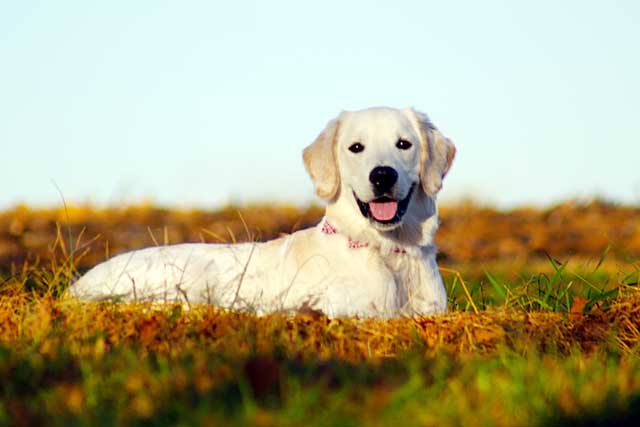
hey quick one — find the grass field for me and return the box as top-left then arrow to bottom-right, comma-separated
1,201 -> 639,426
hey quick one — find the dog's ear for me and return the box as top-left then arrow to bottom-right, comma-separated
303,116 -> 341,200
406,108 -> 456,196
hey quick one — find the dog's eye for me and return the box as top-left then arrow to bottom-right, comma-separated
348,143 -> 365,153
396,139 -> 412,150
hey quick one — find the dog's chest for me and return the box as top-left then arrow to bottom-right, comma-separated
381,254 -> 420,304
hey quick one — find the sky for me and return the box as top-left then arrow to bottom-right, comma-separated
1,1 -> 639,209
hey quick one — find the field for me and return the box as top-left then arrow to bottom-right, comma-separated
1,200 -> 640,426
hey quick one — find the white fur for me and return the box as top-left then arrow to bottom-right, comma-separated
70,107 -> 456,317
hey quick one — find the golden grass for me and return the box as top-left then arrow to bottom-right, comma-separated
2,291 -> 638,361
1,200 -> 639,272
1,202 -> 640,426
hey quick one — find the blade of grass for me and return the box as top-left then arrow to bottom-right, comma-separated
440,267 -> 478,314
484,271 -> 507,303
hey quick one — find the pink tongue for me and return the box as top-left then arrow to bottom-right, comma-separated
369,200 -> 398,221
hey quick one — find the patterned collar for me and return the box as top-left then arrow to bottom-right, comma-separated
321,219 -> 405,253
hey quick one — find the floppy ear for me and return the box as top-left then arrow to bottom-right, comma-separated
406,108 -> 456,196
302,116 -> 341,200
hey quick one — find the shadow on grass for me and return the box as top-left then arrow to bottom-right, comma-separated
541,394 -> 640,427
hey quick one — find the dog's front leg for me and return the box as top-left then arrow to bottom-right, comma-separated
403,248 -> 448,316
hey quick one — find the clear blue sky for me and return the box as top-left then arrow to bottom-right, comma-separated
2,1 -> 639,209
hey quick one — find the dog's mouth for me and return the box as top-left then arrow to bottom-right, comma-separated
354,185 -> 414,225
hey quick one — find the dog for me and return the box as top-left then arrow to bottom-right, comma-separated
70,107 -> 456,317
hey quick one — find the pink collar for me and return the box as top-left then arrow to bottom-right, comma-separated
321,219 -> 405,253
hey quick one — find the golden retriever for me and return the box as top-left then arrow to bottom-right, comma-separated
70,107 -> 456,317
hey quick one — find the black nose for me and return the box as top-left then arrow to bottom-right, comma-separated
369,166 -> 398,194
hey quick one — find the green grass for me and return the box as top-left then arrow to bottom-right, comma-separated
444,255 -> 640,313
2,343 -> 639,427
1,244 -> 640,426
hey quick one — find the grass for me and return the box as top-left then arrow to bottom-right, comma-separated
2,337 -> 639,427
444,255 -> 640,314
1,202 -> 640,426
1,291 -> 639,426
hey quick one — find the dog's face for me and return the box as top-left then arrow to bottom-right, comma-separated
303,107 -> 455,232
336,109 -> 422,230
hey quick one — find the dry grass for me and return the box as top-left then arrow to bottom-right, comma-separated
2,293 -> 640,359
2,199 -> 639,271
1,201 -> 640,426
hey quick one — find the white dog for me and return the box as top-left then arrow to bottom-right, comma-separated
70,107 -> 456,317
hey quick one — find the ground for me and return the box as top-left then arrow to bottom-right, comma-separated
0,201 -> 639,426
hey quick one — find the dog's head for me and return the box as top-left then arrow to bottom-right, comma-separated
303,107 -> 455,233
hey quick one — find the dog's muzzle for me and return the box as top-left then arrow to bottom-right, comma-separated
354,184 -> 415,225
